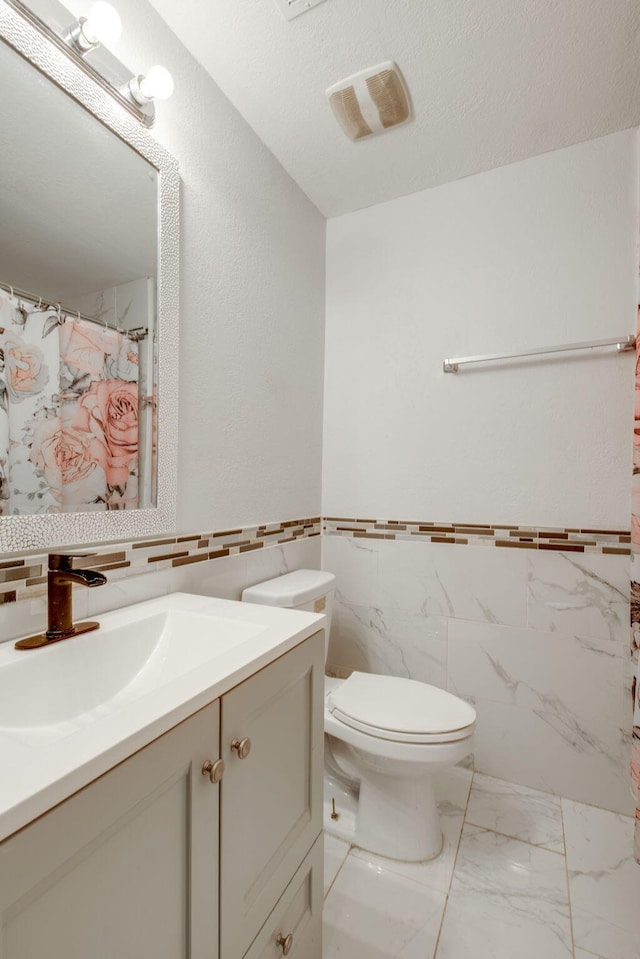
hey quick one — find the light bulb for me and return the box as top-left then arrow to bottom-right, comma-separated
138,65 -> 174,101
82,2 -> 122,46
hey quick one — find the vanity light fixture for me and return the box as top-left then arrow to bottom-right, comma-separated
64,1 -> 122,55
125,65 -> 174,105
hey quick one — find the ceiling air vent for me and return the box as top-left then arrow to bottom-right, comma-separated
327,62 -> 412,141
273,0 -> 328,21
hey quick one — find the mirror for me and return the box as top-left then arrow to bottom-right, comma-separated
0,0 -> 178,549
1,40 -> 157,514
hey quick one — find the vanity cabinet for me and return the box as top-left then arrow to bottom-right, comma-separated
0,631 -> 324,959
220,634 -> 324,957
0,701 -> 220,959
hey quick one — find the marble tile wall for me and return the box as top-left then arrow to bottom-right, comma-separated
322,532 -> 633,815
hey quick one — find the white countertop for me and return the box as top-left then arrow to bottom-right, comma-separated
0,592 -> 324,842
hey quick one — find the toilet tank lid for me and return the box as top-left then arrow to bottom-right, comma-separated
241,569 -> 336,607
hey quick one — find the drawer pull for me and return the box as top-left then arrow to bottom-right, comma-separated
230,737 -> 252,760
202,759 -> 225,783
276,933 -> 293,955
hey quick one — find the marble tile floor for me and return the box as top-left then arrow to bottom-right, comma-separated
322,769 -> 640,959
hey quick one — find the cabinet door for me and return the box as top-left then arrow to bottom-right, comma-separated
0,702 -> 221,959
242,835 -> 323,959
220,632 -> 324,959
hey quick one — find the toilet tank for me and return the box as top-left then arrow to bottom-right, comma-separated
241,569 -> 336,662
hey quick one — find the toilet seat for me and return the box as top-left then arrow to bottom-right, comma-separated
327,672 -> 476,744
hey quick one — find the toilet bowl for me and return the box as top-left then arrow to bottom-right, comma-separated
241,569 -> 476,863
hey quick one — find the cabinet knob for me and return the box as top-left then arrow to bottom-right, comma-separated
230,737 -> 252,760
202,759 -> 225,783
276,933 -> 293,955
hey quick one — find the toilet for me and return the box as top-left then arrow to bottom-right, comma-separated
241,569 -> 475,862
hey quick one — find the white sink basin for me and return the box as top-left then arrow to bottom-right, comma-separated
0,591 -> 324,843
0,608 -> 264,729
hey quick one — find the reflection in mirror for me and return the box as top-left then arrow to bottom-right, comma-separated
0,37 -> 158,516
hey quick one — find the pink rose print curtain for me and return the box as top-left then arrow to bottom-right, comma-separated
0,290 -> 139,513
632,305 -> 640,863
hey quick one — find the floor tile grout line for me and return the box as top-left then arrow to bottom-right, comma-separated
347,842 -> 460,897
346,845 -> 434,890
322,836 -> 352,902
463,819 -> 566,854
465,770 -> 636,823
470,768 -> 565,801
559,799 -> 577,959
432,769 -> 476,958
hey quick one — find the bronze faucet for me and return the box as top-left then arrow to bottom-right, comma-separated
15,553 -> 108,650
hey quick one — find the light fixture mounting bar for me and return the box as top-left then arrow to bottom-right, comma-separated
3,0 -> 154,126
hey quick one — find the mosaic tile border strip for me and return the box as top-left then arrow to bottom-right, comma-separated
323,517 -> 631,554
0,517 -> 321,606
0,512 -> 628,609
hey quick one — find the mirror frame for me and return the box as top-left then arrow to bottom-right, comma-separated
0,0 -> 179,551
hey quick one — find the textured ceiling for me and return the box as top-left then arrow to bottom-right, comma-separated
148,0 -> 640,217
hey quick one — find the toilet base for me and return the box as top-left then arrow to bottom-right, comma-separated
323,769 -> 443,862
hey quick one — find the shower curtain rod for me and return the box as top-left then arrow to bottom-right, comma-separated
443,334 -> 636,373
0,281 -> 148,341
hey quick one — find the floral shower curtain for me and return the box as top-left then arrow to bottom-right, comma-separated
632,305 -> 640,863
0,289 -> 139,513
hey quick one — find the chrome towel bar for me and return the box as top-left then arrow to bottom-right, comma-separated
443,334 -> 636,373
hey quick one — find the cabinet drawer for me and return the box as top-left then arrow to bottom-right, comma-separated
243,835 -> 323,959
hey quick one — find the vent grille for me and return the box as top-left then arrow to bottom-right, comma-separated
328,87 -> 373,141
326,62 -> 412,141
366,70 -> 410,129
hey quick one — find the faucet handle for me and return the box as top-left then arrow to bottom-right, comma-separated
48,552 -> 97,571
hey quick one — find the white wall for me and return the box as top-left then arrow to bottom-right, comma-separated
324,130 -> 638,528
67,0 -> 326,534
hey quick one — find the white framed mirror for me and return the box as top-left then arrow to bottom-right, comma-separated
0,0 -> 178,550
